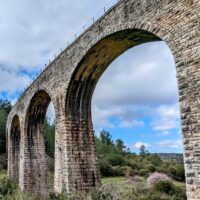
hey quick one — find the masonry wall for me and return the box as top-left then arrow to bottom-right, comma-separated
7,0 -> 200,199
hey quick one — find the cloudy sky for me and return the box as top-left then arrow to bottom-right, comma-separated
0,0 -> 183,153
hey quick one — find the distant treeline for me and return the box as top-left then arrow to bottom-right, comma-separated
155,153 -> 183,164
0,100 -> 12,154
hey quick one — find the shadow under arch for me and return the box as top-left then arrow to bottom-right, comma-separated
9,115 -> 21,183
65,29 -> 177,191
24,90 -> 54,196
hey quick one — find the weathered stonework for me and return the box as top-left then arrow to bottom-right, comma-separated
6,0 -> 200,199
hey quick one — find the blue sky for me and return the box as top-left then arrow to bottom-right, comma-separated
92,42 -> 182,153
0,0 -> 183,153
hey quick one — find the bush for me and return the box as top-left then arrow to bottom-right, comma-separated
107,154 -> 125,166
153,180 -> 175,195
3,190 -> 36,200
174,165 -> 185,182
139,169 -> 149,177
0,177 -> 18,197
172,186 -> 187,200
99,160 -> 113,177
147,172 -> 171,185
146,164 -> 156,173
121,166 -> 134,177
152,180 -> 187,199
111,166 -> 123,176
91,185 -> 122,200
49,192 -> 70,200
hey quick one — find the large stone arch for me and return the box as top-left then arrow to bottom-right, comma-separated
64,27 -> 177,191
8,115 -> 21,183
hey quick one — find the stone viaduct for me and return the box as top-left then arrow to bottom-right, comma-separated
6,0 -> 200,199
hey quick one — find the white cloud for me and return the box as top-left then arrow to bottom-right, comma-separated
0,0 -> 115,96
156,140 -> 182,148
119,120 -> 144,128
151,104 -> 180,132
133,142 -> 151,149
132,139 -> 183,152
0,0 -> 113,69
156,131 -> 171,137
92,42 -> 179,130
0,68 -> 30,94
92,42 -> 178,109
92,104 -> 147,128
46,102 -> 55,124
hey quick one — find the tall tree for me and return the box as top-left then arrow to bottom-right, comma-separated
115,139 -> 126,153
0,99 -> 12,153
100,130 -> 112,145
139,145 -> 149,157
44,118 -> 55,158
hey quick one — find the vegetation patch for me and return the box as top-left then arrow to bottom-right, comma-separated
0,99 -> 186,199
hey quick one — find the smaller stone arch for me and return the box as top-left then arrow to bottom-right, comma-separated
23,90 -> 54,196
9,115 -> 21,183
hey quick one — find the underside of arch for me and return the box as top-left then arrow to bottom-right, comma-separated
10,115 -> 21,183
24,90 -> 51,196
66,29 -> 161,119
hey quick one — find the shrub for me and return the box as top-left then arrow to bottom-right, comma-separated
128,175 -> 143,183
146,164 -> 156,173
147,172 -> 171,186
172,186 -> 187,200
49,192 -> 70,200
111,166 -> 123,176
99,160 -> 113,177
107,154 -> 125,166
91,185 -> 122,200
3,190 -> 36,200
174,165 -> 185,182
139,169 -> 149,177
49,191 -> 88,200
153,180 -> 175,195
121,166 -> 134,177
152,180 -> 187,199
0,177 -> 36,200
0,177 -> 18,197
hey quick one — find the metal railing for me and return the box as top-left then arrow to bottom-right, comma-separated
19,0 -> 119,99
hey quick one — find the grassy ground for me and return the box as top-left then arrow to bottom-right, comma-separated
102,177 -> 185,200
0,169 -> 6,177
102,176 -> 185,188
0,171 -> 186,199
0,170 -> 186,191
102,177 -> 126,185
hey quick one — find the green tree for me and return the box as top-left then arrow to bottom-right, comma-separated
0,109 -> 7,153
100,130 -> 112,145
0,100 -> 11,114
0,99 -> 12,153
115,139 -> 126,153
44,118 -> 55,158
139,145 -> 149,156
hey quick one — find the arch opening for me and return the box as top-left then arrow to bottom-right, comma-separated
10,115 -> 21,183
65,28 -> 184,192
91,41 -> 186,196
25,90 -> 55,196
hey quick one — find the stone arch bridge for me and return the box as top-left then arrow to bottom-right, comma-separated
6,0 -> 200,199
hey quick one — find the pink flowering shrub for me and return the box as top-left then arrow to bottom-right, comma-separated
147,172 -> 171,185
